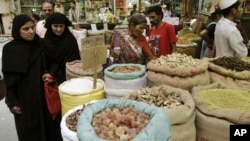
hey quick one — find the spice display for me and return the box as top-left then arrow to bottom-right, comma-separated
200,89 -> 250,112
150,53 -> 200,68
211,57 -> 250,71
182,33 -> 200,40
111,66 -> 140,73
128,88 -> 183,108
176,38 -> 193,45
66,105 -> 85,132
92,107 -> 150,140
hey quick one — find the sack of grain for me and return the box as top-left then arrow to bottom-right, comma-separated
87,30 -> 104,36
104,64 -> 146,80
59,77 -> 105,115
77,99 -> 171,141
209,71 -> 250,89
104,64 -> 147,98
124,85 -> 196,141
147,53 -> 208,77
147,70 -> 210,91
192,83 -> 250,141
66,60 -> 103,80
176,43 -> 197,58
72,29 -> 87,51
195,109 -> 233,141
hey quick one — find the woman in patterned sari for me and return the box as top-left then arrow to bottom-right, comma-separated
110,13 -> 155,65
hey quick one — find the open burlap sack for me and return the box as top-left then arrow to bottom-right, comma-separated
124,85 -> 196,141
208,59 -> 250,80
195,109 -> 233,141
209,71 -> 250,89
171,113 -> 196,141
192,83 -> 250,125
66,60 -> 103,80
147,70 -> 210,90
147,57 -> 208,77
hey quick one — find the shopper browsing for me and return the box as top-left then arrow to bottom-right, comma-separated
42,12 -> 80,85
2,14 -> 50,141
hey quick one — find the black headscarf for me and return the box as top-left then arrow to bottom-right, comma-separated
12,14 -> 34,40
42,12 -> 80,82
2,14 -> 41,73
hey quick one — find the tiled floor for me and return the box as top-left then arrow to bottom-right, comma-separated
0,98 -> 18,141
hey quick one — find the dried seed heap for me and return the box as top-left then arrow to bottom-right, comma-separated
129,88 -> 183,108
182,33 -> 200,40
66,105 -> 85,132
211,56 -> 250,71
150,53 -> 200,68
111,66 -> 140,73
177,38 -> 192,45
200,89 -> 250,112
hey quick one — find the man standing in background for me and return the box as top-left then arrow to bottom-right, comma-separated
214,0 -> 248,57
36,1 -> 54,38
54,0 -> 65,14
146,5 -> 177,57
68,0 -> 81,23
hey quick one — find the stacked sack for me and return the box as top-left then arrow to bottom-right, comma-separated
87,29 -> 104,36
177,33 -> 201,58
77,99 -> 171,141
208,56 -> 250,89
176,38 -> 197,58
147,53 -> 210,91
124,85 -> 196,141
59,77 -> 105,115
192,83 -> 250,141
71,29 -> 87,51
65,60 -> 103,80
104,64 -> 147,98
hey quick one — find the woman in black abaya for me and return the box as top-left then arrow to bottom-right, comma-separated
2,14 -> 47,141
42,12 -> 80,84
41,12 -> 80,141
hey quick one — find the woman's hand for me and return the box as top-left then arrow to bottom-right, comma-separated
42,73 -> 55,83
110,50 -> 120,62
11,106 -> 22,114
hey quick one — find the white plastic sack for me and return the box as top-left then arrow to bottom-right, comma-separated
61,105 -> 83,141
104,74 -> 147,98
61,100 -> 98,141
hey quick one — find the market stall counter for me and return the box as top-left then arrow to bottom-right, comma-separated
77,22 -> 117,30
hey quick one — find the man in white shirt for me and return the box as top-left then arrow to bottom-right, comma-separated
68,0 -> 81,23
36,2 -> 54,38
214,0 -> 248,57
54,0 -> 65,14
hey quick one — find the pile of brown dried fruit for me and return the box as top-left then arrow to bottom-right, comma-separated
66,105 -> 85,132
211,57 -> 250,71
